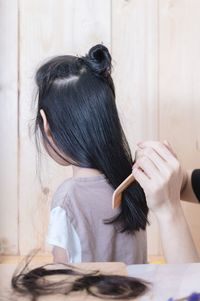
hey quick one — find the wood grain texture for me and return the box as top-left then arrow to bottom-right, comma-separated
112,0 -> 159,150
158,0 -> 200,168
1,0 -> 200,257
158,0 -> 200,254
182,201 -> 200,255
0,0 -> 18,254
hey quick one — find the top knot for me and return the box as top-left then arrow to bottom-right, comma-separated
82,44 -> 112,77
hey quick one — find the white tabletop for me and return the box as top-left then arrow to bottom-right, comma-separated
128,263 -> 200,300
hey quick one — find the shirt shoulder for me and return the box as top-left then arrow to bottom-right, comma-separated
51,177 -> 77,210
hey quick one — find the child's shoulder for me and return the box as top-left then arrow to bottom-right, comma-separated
51,177 -> 76,210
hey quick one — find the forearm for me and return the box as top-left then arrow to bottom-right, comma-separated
134,141 -> 199,263
156,206 -> 199,263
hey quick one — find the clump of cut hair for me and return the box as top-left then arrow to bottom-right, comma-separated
35,44 -> 149,233
11,252 -> 149,300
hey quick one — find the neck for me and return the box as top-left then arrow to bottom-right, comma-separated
72,165 -> 102,178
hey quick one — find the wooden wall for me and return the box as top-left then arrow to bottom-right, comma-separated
0,0 -> 18,254
0,0 -> 200,257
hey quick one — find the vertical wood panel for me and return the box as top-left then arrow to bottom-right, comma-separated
182,202 -> 200,255
112,0 -> 158,149
159,0 -> 200,254
19,0 -> 111,255
2,0 -> 199,258
112,0 -> 160,256
0,0 -> 18,254
159,0 -> 200,168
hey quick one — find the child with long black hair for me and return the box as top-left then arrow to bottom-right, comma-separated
35,44 -> 148,264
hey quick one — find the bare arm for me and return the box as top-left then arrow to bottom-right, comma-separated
133,141 -> 199,263
52,246 -> 69,264
155,204 -> 198,263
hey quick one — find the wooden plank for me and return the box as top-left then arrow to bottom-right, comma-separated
159,0 -> 200,254
112,0 -> 160,256
112,0 -> 158,149
19,0 -> 111,255
182,201 -> 200,255
158,0 -> 200,168
0,0 -> 18,254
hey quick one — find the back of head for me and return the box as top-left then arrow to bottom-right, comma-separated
35,44 -> 148,233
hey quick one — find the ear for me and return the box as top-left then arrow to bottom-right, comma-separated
40,109 -> 51,138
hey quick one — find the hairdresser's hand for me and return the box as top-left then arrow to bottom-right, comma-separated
133,141 -> 199,263
132,141 -> 183,217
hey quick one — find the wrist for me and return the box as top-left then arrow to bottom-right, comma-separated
153,201 -> 183,223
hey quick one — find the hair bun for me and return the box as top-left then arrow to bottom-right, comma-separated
83,44 -> 111,77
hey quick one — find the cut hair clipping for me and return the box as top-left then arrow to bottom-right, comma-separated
112,174 -> 135,209
11,253 -> 149,300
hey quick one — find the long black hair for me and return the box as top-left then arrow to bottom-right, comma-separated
35,44 -> 149,233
